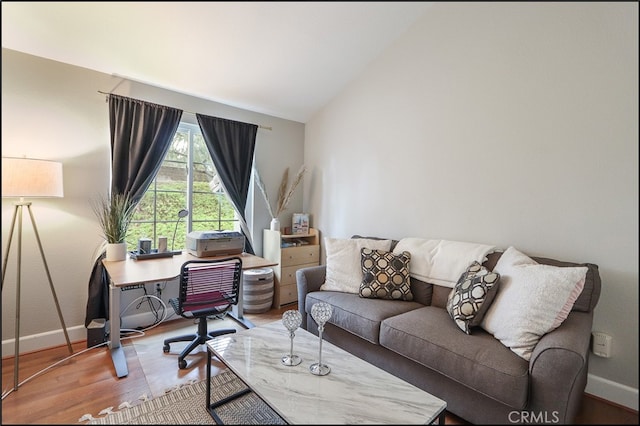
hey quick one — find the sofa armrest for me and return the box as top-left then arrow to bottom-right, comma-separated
527,311 -> 593,423
296,265 -> 326,330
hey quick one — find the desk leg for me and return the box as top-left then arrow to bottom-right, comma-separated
109,282 -> 128,377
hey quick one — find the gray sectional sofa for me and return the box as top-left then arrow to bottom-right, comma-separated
296,240 -> 601,425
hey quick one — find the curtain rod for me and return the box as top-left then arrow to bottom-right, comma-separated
97,90 -> 272,131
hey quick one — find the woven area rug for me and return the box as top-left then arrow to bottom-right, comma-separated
80,370 -> 286,425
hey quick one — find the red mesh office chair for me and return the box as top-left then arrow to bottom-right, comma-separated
163,257 -> 242,369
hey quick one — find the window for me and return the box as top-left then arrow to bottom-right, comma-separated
127,122 -> 239,252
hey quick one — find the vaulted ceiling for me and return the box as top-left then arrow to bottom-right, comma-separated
2,2 -> 433,123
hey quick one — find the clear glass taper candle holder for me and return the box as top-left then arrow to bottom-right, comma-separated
309,302 -> 333,376
281,310 -> 303,366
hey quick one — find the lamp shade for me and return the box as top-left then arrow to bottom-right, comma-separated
2,157 -> 64,198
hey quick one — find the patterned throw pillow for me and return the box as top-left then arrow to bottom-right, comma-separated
446,261 -> 500,334
359,248 -> 413,301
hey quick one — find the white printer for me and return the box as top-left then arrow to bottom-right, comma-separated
185,230 -> 245,257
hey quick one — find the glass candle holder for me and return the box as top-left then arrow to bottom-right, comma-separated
281,310 -> 303,366
309,302 -> 333,376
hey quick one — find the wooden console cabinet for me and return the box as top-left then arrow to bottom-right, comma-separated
263,228 -> 320,308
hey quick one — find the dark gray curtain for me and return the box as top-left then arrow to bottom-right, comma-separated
196,114 -> 258,254
109,94 -> 183,202
85,95 -> 182,327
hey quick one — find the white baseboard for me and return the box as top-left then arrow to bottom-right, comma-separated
1,311 -> 170,358
586,373 -> 639,411
1,325 -> 87,358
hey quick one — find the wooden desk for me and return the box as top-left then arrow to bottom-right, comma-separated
102,252 -> 277,378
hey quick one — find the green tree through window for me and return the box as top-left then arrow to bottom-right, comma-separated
127,122 -> 238,252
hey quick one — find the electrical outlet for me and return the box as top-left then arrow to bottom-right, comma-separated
592,331 -> 612,358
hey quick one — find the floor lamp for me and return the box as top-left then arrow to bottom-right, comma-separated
1,157 -> 73,392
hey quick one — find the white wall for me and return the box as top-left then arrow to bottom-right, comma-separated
1,49 -> 305,356
304,2 -> 638,408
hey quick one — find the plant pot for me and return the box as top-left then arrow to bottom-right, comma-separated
106,242 -> 127,261
270,218 -> 280,231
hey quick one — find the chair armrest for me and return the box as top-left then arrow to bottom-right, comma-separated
528,311 -> 593,423
296,265 -> 326,330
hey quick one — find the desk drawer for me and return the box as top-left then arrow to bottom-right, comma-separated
281,245 -> 319,267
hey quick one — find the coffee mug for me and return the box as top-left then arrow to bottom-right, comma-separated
138,238 -> 152,254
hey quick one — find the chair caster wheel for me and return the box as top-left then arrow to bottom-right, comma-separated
179,359 -> 187,369
163,344 -> 170,353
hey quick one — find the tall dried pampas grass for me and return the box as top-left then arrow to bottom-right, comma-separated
254,165 -> 306,219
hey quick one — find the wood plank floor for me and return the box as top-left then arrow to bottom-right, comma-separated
2,305 -> 638,424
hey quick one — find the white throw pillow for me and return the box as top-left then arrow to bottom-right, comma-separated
480,246 -> 586,361
321,238 -> 392,294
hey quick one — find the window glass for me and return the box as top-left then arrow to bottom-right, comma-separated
127,123 -> 238,252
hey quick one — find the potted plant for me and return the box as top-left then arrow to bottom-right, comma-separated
92,192 -> 136,261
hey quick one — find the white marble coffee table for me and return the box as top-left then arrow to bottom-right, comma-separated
205,320 -> 446,424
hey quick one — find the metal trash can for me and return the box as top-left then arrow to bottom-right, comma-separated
242,268 -> 274,314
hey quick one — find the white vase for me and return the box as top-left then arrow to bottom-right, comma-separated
270,218 -> 280,231
106,242 -> 127,261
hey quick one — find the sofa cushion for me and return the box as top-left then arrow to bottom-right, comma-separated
380,306 -> 529,409
481,246 -> 587,361
305,291 -> 423,344
409,277 -> 433,306
446,261 -> 500,334
431,284 -> 452,309
360,249 -> 413,301
321,237 -> 392,294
